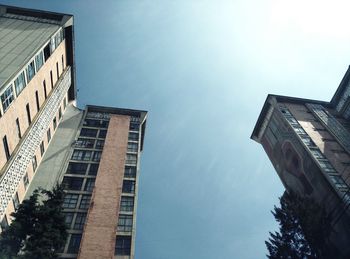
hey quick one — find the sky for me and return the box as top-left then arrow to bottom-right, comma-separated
2,0 -> 350,258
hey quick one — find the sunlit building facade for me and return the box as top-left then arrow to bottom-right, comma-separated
0,5 -> 147,259
252,67 -> 350,256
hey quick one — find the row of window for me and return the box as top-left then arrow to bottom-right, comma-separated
307,103 -> 350,154
62,177 -> 95,192
74,138 -> 104,150
281,106 -> 349,191
63,193 -> 91,210
29,100 -> 66,175
64,212 -> 87,230
80,128 -> 107,139
83,119 -> 109,128
0,29 -> 64,115
71,150 -> 102,162
66,162 -> 99,176
1,65 -> 67,163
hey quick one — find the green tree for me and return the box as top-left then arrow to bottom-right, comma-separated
266,191 -> 333,259
0,184 -> 67,259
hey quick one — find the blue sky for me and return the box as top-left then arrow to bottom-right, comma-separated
3,0 -> 350,258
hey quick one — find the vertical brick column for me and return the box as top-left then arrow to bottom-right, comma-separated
78,115 -> 130,259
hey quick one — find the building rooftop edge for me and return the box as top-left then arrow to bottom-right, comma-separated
330,65 -> 350,106
0,4 -> 77,101
86,105 -> 148,151
250,94 -> 329,142
0,4 -> 73,22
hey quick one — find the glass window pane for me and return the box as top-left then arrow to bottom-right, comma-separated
63,194 -> 79,209
62,177 -> 84,191
117,215 -> 133,232
66,162 -> 88,175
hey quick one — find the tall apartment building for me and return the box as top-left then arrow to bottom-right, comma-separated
251,67 -> 350,256
0,5 -> 147,259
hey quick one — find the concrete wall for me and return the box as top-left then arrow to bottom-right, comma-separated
0,41 -> 69,224
0,40 -> 67,172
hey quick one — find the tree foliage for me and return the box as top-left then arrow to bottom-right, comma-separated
266,191 -> 334,259
0,184 -> 67,259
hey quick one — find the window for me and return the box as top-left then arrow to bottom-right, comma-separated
98,130 -> 107,138
117,215 -> 133,232
56,62 -> 59,79
126,154 -> 137,165
62,55 -> 65,70
26,60 -> 36,82
62,177 -> 84,191
88,164 -> 99,175
129,122 -> 140,131
53,117 -> 57,130
35,91 -> 40,112
128,132 -> 138,141
47,128 -> 51,143
59,107 -> 62,119
51,34 -> 56,52
115,236 -> 131,255
32,155 -> 37,172
127,142 -> 138,153
63,97 -> 67,109
120,196 -> 134,212
294,127 -> 305,134
16,118 -> 21,139
67,234 -> 82,254
12,192 -> 19,211
66,162 -> 88,175
43,80 -> 47,99
35,51 -> 44,71
1,215 -> 8,231
3,135 -> 10,161
80,128 -> 97,138
122,180 -> 135,194
64,212 -> 74,228
71,150 -> 92,161
322,138 -> 336,142
14,71 -> 26,96
50,70 -> 53,89
73,213 -> 87,230
23,173 -> 29,190
79,195 -> 91,210
26,103 -> 31,124
1,85 -> 15,111
83,119 -> 108,128
319,161 -> 335,173
40,141 -> 45,157
92,151 -> 102,162
124,166 -> 136,178
75,138 -> 95,148
300,136 -> 316,148
84,179 -> 95,192
63,193 -> 79,209
329,175 -> 348,189
310,149 -> 324,160
43,42 -> 51,61
95,140 -> 104,150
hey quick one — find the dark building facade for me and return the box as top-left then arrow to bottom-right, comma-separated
251,67 -> 350,256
